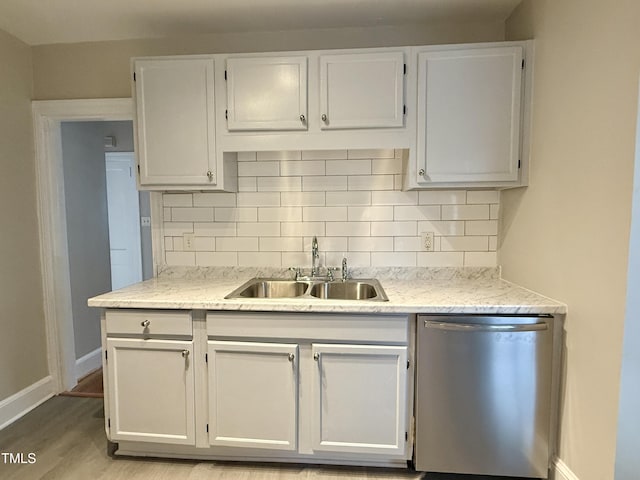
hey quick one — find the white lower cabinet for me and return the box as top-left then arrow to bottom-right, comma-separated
207,341 -> 298,450
106,337 -> 195,445
311,344 -> 408,456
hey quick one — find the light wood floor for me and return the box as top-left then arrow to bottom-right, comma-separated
0,396 -> 428,480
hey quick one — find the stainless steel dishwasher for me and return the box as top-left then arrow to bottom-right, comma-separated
415,315 -> 555,478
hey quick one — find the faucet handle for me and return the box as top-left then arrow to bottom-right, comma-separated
288,267 -> 301,280
341,257 -> 348,281
326,267 -> 340,282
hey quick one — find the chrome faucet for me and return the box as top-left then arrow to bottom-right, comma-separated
341,257 -> 348,281
311,236 -> 319,277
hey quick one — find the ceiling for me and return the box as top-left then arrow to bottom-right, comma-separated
0,0 -> 522,46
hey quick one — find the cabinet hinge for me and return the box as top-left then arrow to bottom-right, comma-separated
522,59 -> 525,70
225,109 -> 228,120
224,70 -> 227,80
206,423 -> 209,433
137,164 -> 140,175
403,63 -> 407,75
133,72 -> 136,82
405,431 -> 408,442
205,353 -> 208,363
518,159 -> 521,169
403,105 -> 407,115
407,360 -> 410,369
105,350 -> 108,361
108,418 -> 111,428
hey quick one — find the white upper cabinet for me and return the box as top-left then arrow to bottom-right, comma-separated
319,52 -> 405,130
225,56 -> 308,131
134,57 -> 224,189
414,45 -> 525,186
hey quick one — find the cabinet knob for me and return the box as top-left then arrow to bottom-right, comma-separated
299,114 -> 306,123
321,114 -> 327,123
313,352 -> 319,361
181,350 -> 190,358
418,168 -> 425,176
288,353 -> 295,362
206,170 -> 214,181
141,319 -> 150,328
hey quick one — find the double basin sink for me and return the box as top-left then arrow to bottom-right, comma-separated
225,278 -> 388,302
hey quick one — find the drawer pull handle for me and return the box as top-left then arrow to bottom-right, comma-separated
141,320 -> 150,328
288,353 -> 295,362
182,350 -> 190,358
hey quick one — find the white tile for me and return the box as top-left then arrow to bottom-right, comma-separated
349,237 -> 393,252
281,222 -> 325,237
440,236 -> 489,252
173,236 -> 184,251
303,206 -> 347,222
417,220 -> 464,236
196,252 -> 238,266
215,207 -> 257,222
313,236 -> 348,252
165,251 -> 195,266
280,160 -> 325,176
260,237 -> 303,252
303,176 -> 347,191
164,237 -> 173,251
333,252 -> 370,267
489,236 -> 498,251
163,193 -> 193,207
194,222 -> 235,237
236,152 -> 257,162
237,192 -> 280,207
371,252 -> 416,267
217,237 -> 259,251
464,251 -> 498,267
394,205 -> 441,221
281,192 -> 325,206
348,206 -> 393,222
442,205 -> 490,220
282,252 -> 310,267
257,176 -> 301,192
370,221 -> 416,236
371,191 -> 418,206
394,236 -> 420,252
163,222 -> 194,236
194,237 -> 215,251
163,207 -> 172,221
418,190 -> 466,205
326,159 -> 371,176
433,236 -> 442,252
467,190 -> 500,204
302,150 -> 347,160
348,175 -> 394,191
348,149 -> 395,159
417,252 -> 464,267
259,207 -> 303,222
372,158 -> 402,175
326,222 -> 370,237
257,150 -> 301,161
393,174 -> 404,190
326,191 -> 371,206
465,220 -> 498,236
238,161 -> 279,177
237,222 -> 280,237
237,177 -> 257,192
238,252 -> 282,267
490,204 -> 500,220
193,192 -> 236,207
171,207 -> 214,222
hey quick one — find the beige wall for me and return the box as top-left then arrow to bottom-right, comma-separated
503,1 -> 640,478
31,20 -> 504,100
0,29 -> 47,401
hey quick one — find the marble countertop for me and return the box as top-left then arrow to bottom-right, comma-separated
88,267 -> 566,315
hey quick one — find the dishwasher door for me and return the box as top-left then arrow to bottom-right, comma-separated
415,315 -> 553,477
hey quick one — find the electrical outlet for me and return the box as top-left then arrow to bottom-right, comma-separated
140,216 -> 151,227
183,233 -> 195,252
421,231 -> 434,252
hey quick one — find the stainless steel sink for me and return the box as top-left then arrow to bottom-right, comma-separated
309,280 -> 388,301
225,279 -> 309,299
225,278 -> 388,301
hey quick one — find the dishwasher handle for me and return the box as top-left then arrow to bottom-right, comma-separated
424,320 -> 548,333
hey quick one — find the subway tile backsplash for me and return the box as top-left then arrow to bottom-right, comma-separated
161,149 -> 500,268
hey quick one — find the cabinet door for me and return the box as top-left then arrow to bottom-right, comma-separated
319,52 -> 404,130
134,58 -> 216,186
106,338 -> 195,445
417,46 -> 523,183
226,56 -> 308,131
208,341 -> 298,450
311,344 -> 407,456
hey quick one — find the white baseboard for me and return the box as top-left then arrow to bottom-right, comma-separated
0,376 -> 54,430
554,457 -> 580,480
75,347 -> 102,380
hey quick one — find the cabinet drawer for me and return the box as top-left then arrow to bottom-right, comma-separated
105,310 -> 192,337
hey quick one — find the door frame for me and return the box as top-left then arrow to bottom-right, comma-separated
32,99 -> 161,393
